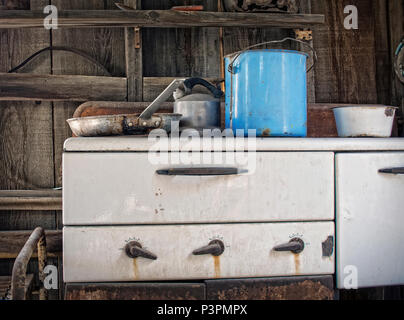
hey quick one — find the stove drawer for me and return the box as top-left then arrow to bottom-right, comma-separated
63,152 -> 334,225
63,222 -> 335,282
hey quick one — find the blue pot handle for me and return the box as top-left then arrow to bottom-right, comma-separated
227,37 -> 317,74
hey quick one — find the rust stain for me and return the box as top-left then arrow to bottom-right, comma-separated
213,256 -> 221,278
211,280 -> 334,300
133,259 -> 139,280
322,236 -> 334,257
268,280 -> 334,300
262,128 -> 271,136
294,254 -> 301,275
385,107 -> 395,117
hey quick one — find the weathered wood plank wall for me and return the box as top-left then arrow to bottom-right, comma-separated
388,0 -> 404,124
0,0 -> 60,300
313,0 -> 377,104
0,0 -> 403,300
312,0 -> 403,109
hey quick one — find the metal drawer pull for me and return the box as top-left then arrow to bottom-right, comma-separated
193,240 -> 225,256
125,241 -> 157,260
273,238 -> 305,254
157,167 -> 247,176
379,167 -> 404,174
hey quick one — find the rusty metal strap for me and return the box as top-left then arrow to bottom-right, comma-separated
11,227 -> 48,300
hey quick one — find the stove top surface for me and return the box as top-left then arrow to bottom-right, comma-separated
64,136 -> 404,152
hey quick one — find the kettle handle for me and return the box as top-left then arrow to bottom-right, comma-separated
227,37 -> 317,74
184,78 -> 224,99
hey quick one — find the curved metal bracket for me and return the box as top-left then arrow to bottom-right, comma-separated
11,227 -> 48,300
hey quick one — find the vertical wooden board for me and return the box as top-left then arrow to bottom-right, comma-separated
142,0 -> 192,77
0,102 -> 54,190
51,0 -> 126,188
373,0 -> 392,106
388,0 -> 404,112
310,1 -> 340,103
298,0 -> 316,103
52,101 -> 74,189
223,27 -> 291,56
311,0 -> 378,104
0,0 -> 59,300
189,0 -> 220,78
142,0 -> 220,100
125,0 -> 143,101
189,26 -> 221,77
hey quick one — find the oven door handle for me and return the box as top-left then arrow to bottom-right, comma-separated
156,167 -> 247,176
379,167 -> 404,175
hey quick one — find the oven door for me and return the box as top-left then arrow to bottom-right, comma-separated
336,152 -> 404,288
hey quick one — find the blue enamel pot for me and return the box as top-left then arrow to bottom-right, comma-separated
225,38 -> 316,137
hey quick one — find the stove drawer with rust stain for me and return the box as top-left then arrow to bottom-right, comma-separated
63,152 -> 334,225
63,222 -> 335,283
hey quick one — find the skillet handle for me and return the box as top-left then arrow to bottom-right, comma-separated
139,79 -> 185,120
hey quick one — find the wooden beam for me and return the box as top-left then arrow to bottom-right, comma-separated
0,190 -> 62,211
0,230 -> 62,258
125,0 -> 143,102
0,10 -> 325,29
0,73 -> 127,101
297,1 -> 315,103
0,75 -> 222,101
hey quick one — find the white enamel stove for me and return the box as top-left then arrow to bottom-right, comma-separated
63,137 -> 404,288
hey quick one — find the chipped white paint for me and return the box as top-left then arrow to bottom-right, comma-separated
63,222 -> 335,282
336,152 -> 404,288
62,137 -> 404,286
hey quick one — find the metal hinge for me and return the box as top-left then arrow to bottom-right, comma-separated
134,27 -> 141,49
294,29 -> 313,41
